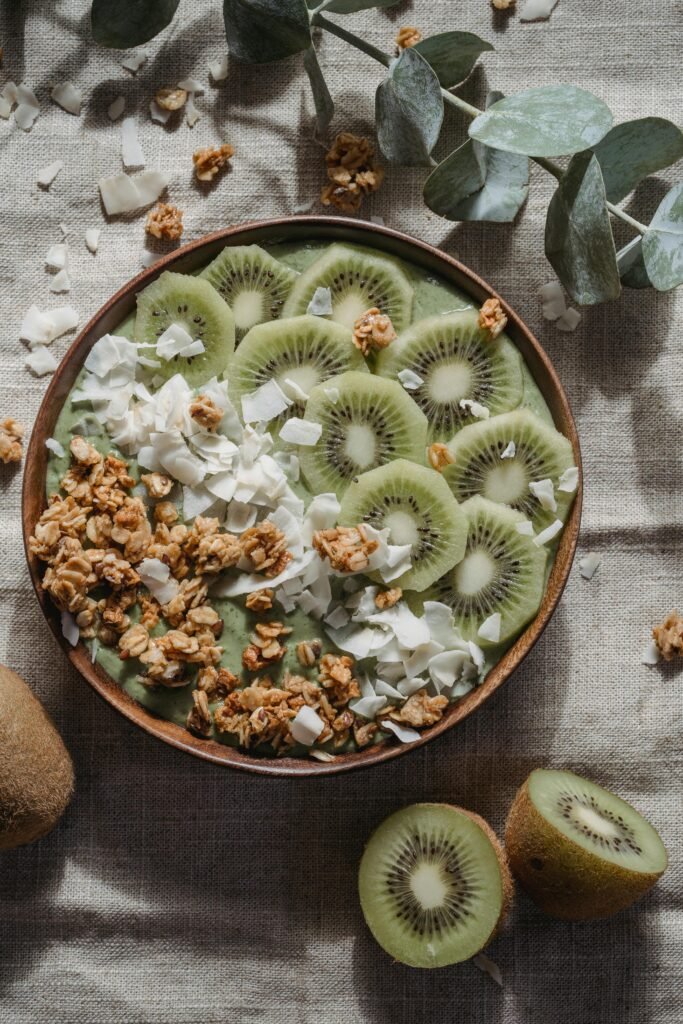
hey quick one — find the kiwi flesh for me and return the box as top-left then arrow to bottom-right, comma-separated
0,665 -> 74,850
299,370 -> 428,496
228,315 -> 367,425
200,243 -> 298,342
339,459 -> 468,591
358,803 -> 512,968
282,243 -> 415,332
419,495 -> 548,645
377,311 -> 523,442
445,409 -> 576,530
505,769 -> 668,920
135,271 -> 235,387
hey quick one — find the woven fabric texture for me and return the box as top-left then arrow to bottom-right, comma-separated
0,1 -> 681,1022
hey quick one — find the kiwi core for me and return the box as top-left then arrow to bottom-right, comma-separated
429,361 -> 472,404
483,462 -> 528,504
276,364 -> 320,396
344,423 -> 377,469
455,549 -> 496,595
385,509 -> 420,547
410,862 -> 449,909
332,293 -> 371,329
231,290 -> 265,331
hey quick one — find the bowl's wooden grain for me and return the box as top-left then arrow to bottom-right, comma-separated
22,217 -> 581,776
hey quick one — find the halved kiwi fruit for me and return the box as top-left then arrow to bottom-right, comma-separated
358,803 -> 512,968
339,459 -> 468,591
445,409 -> 576,530
282,243 -> 415,331
505,769 -> 668,920
135,271 -> 235,387
299,370 -> 428,496
377,311 -> 524,442
418,496 -> 548,645
200,243 -> 298,341
228,315 -> 367,425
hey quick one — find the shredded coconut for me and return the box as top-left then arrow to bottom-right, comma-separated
278,418 -> 322,446
45,437 -> 66,458
37,160 -> 64,188
149,100 -> 172,125
520,0 -> 558,21
45,243 -> 68,270
515,519 -> 535,537
398,369 -> 424,391
529,478 -> 557,511
121,117 -> 146,169
241,380 -> 292,424
501,441 -> 516,459
306,287 -> 333,316
579,552 -> 601,579
51,82 -> 82,116
121,50 -> 148,73
558,466 -> 579,493
460,398 -> 490,419
49,268 -> 71,294
61,609 -> 80,647
641,640 -> 660,666
209,55 -> 229,81
290,705 -> 325,745
478,612 -> 502,643
99,171 -> 169,216
380,719 -> 421,743
533,519 -> 563,546
85,228 -> 100,254
26,347 -> 58,376
473,952 -> 503,987
556,307 -> 582,332
107,96 -> 125,121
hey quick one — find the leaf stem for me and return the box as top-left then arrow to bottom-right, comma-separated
605,203 -> 647,235
312,12 -> 390,67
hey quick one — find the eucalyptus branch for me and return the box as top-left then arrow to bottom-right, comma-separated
312,12 -> 390,67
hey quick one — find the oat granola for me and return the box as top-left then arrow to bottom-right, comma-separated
389,689 -> 448,727
241,521 -> 292,578
245,588 -> 274,612
427,442 -> 455,473
313,525 -> 379,573
479,297 -> 508,339
652,610 -> 683,661
145,203 -> 184,241
0,417 -> 24,464
375,588 -> 402,610
321,132 -> 384,214
186,689 -> 213,736
189,394 -> 223,431
396,26 -> 422,49
193,144 -> 235,182
155,86 -> 188,111
352,308 -> 397,356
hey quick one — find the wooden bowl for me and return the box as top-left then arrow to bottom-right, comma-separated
23,217 -> 581,776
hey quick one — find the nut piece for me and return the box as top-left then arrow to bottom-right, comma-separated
389,689 -> 448,727
155,86 -> 188,111
652,610 -> 683,661
396,26 -> 422,49
427,442 -> 455,473
193,144 -> 235,182
313,525 -> 379,573
479,297 -> 508,339
145,203 -> 184,241
352,308 -> 397,356
0,417 -> 24,464
245,588 -> 274,612
321,132 -> 384,214
375,588 -> 402,610
241,521 -> 292,578
296,638 -> 322,667
186,689 -> 212,737
189,394 -> 223,431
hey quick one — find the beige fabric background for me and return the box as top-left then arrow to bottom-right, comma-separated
0,1 -> 681,1021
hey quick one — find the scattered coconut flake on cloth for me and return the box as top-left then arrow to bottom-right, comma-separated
45,243 -> 68,270
278,418 -> 321,446
641,640 -> 660,666
45,437 -> 66,458
520,0 -> 558,20
398,369 -> 424,391
49,269 -> 71,294
185,94 -> 201,127
37,160 -> 64,188
14,84 -> 40,130
149,100 -> 172,125
20,305 -> 78,346
307,287 -> 333,316
51,82 -> 82,116
121,117 -> 146,169
85,228 -> 100,254
460,398 -> 490,419
539,280 -> 566,321
473,952 -> 503,987
107,96 -> 125,121
556,307 -> 582,333
209,55 -> 229,81
99,171 -> 169,216
26,347 -> 58,376
121,50 -> 148,73
579,552 -> 601,580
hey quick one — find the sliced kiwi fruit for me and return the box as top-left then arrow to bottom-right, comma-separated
444,409 -> 576,530
358,803 -> 512,968
418,496 -> 548,645
299,371 -> 428,496
228,315 -> 367,425
376,311 -> 523,442
200,244 -> 298,342
135,271 -> 235,387
505,769 -> 668,920
339,459 -> 467,591
282,243 -> 415,332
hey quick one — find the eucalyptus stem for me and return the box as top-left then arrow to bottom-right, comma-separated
312,12 -> 390,67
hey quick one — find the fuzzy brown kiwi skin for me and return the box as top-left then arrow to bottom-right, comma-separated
0,665 -> 75,850
504,779 -> 666,921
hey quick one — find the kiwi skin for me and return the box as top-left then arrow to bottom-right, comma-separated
504,775 -> 667,921
0,665 -> 74,850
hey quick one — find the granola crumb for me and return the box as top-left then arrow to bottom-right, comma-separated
319,652 -> 360,705
479,297 -> 508,339
321,132 -> 384,214
242,620 -> 292,671
141,472 -> 173,499
245,588 -> 274,612
396,26 -> 422,49
652,610 -> 683,661
154,86 -> 188,111
241,521 -> 292,578
196,665 -> 238,700
313,525 -> 379,573
352,308 -> 397,356
118,623 -> 150,660
491,0 -> 515,9
375,588 -> 402,610
193,144 -> 235,182
389,689 -> 448,727
296,638 -> 322,667
186,689 -> 212,736
0,417 -> 24,464
145,202 -> 184,241
153,500 -> 179,526
189,394 -> 223,431
427,442 -> 455,473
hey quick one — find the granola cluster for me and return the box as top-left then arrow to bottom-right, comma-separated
193,144 -> 235,182
388,689 -> 448,727
352,307 -> 397,356
155,86 -> 188,111
652,610 -> 683,661
189,394 -> 223,431
427,442 -> 455,473
0,417 -> 24,464
241,521 -> 292,577
313,525 -> 379,573
321,132 -> 384,214
242,620 -> 291,671
145,202 -> 184,241
479,297 -> 508,339
395,26 -> 422,49
375,587 -> 402,610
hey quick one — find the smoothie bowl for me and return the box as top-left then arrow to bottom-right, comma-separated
23,217 -> 581,776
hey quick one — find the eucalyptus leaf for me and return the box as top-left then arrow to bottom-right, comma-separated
303,46 -> 334,135
469,85 -> 613,158
545,151 -> 621,304
223,0 -> 311,64
617,237 -> 652,290
641,183 -> 683,291
412,31 -> 493,89
321,0 -> 400,12
591,118 -> 683,203
375,49 -> 443,166
91,0 -> 179,47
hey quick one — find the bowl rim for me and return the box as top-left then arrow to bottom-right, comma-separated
22,215 -> 582,777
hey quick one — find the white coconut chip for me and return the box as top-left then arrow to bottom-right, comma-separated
397,676 -> 429,698
185,93 -> 201,127
278,418 -> 322,446
98,170 -> 169,216
641,640 -> 660,666
20,306 -> 55,345
370,215 -> 385,226
61,610 -> 80,647
177,77 -> 205,95
539,281 -> 566,320
501,441 -> 516,459
529,478 -> 557,512
241,379 -> 292,424
428,650 -> 470,691
121,117 -> 146,169
380,720 -> 421,743
149,100 -> 172,125
121,50 -> 148,73
350,695 -> 389,720
290,705 -> 325,745
209,55 -> 229,81
156,323 -> 202,360
375,679 -> 404,701
49,268 -> 71,293
468,641 -> 485,671
14,85 -> 40,130
308,748 -> 336,762
306,287 -> 333,316
90,638 -> 99,664
478,612 -> 502,643
325,605 -> 350,630
533,519 -> 563,546
579,553 -> 601,580
223,500 -> 257,533
45,437 -> 66,458
515,519 -> 535,537
141,250 -> 159,268
520,0 -> 558,21
51,82 -> 82,116
85,228 -> 100,254
107,96 -> 125,121
460,398 -> 490,420
473,953 -> 503,987
45,243 -> 68,270
0,98 -> 11,120
556,307 -> 582,333
138,557 -> 180,605
558,466 -> 579,493
397,368 -> 424,391
37,160 -> 64,188
280,377 -> 309,403
26,347 -> 58,376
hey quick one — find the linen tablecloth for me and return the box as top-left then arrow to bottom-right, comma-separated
0,2 -> 681,1021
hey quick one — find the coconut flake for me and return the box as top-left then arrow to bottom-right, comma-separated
280,377 -> 310,403
0,98 -> 11,120
501,441 -> 516,459
45,437 -> 66,458
308,748 -> 336,762
209,55 -> 229,81
350,695 -> 389,720
306,286 -> 333,316
149,100 -> 172,125
558,466 -> 579,493
533,519 -> 563,546
45,243 -> 68,270
468,641 -> 485,671
370,214 -> 385,226
241,379 -> 292,424
185,93 -> 201,127
380,720 -> 421,743
121,117 -> 146,169
539,281 -> 566,320
323,386 -> 339,404
515,519 -> 535,537
14,84 -> 40,130
108,96 -> 125,121
49,268 -> 71,293
51,82 -> 82,116
121,50 -> 148,73
26,347 -> 58,376
156,323 -> 201,360
90,638 -> 99,663
20,306 -> 55,345
290,705 -> 325,745
398,368 -> 424,391
529,478 -> 557,512
278,418 -> 322,446
99,170 -> 169,216
579,552 -> 601,580
178,77 -> 205,95
138,557 -> 180,605
85,228 -> 100,254
460,398 -> 490,420
473,953 -> 503,987
428,650 -> 470,691
556,307 -> 582,333
641,640 -> 660,666
61,610 -> 80,647
520,0 -> 558,21
325,605 -> 350,630
478,612 -> 502,643
374,679 -> 404,701
37,160 -> 64,188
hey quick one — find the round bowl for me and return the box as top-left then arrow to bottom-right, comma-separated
23,216 -> 582,776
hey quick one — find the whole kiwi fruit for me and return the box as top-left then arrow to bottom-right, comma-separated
0,665 -> 74,850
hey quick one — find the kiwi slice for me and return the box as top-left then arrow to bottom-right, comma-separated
339,459 -> 467,591
377,311 -> 523,442
358,803 -> 512,968
135,271 -> 235,387
282,243 -> 415,331
445,409 -> 576,530
299,371 -> 428,496
200,244 -> 298,341
505,769 -> 668,920
228,315 -> 367,424
419,496 -> 548,645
